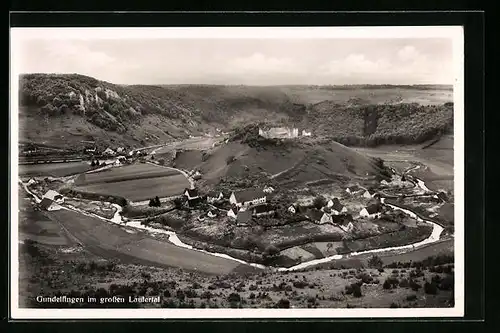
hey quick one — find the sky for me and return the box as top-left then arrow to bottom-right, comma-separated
16,36 -> 455,85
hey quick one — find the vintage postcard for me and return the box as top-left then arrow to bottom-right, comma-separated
10,26 -> 464,319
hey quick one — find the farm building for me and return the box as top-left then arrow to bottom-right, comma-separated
38,198 -> 61,211
187,197 -> 202,208
116,147 -> 125,154
263,186 -> 275,193
359,203 -> 382,219
206,191 -> 224,203
305,209 -> 332,224
184,188 -> 200,200
42,190 -> 64,204
251,204 -> 275,217
236,210 -> 253,225
345,185 -> 362,195
229,189 -> 267,208
326,198 -> 348,215
363,189 -> 377,199
288,204 -> 297,214
27,178 -> 37,186
338,220 -> 354,232
227,208 -> 238,219
103,148 -> 116,156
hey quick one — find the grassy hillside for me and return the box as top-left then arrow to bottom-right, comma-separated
18,73 -> 453,150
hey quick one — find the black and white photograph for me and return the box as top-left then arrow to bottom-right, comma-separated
10,26 -> 464,318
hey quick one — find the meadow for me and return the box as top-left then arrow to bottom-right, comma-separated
19,161 -> 91,177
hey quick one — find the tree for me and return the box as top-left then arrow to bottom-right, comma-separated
154,196 -> 161,207
91,160 -> 96,167
368,255 -> 384,269
313,196 -> 326,209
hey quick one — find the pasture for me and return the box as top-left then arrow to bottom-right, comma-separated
74,164 -> 190,202
19,161 -> 91,177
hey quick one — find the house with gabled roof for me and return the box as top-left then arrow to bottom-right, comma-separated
43,190 -> 64,204
206,191 -> 224,203
103,147 -> 116,156
288,204 -> 298,214
305,208 -> 332,224
184,188 -> 200,201
436,191 -> 449,202
227,207 -> 238,219
359,202 -> 382,218
326,198 -> 348,215
27,178 -> 37,186
251,204 -> 275,217
229,189 -> 267,208
39,198 -> 61,211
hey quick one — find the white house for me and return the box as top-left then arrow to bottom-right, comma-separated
301,130 -> 312,137
305,209 -> 332,224
359,203 -> 382,219
227,208 -> 238,219
184,188 -> 200,201
338,221 -> 354,232
363,189 -> 377,199
288,204 -> 297,214
229,189 -> 267,208
320,213 -> 333,224
116,147 -> 125,154
103,148 -> 116,156
326,198 -> 348,215
27,178 -> 37,186
43,190 -> 64,204
263,186 -> 275,193
206,191 -> 224,203
39,198 -> 61,211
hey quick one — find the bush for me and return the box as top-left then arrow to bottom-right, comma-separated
409,279 -> 421,291
438,276 -> 454,291
424,281 -> 438,295
227,293 -> 241,303
293,281 -> 308,289
390,302 -> 400,308
406,294 -> 417,301
368,255 -> 384,269
313,196 -> 326,209
276,298 -> 290,308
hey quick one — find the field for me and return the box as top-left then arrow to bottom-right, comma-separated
19,161 -> 91,177
74,164 -> 190,202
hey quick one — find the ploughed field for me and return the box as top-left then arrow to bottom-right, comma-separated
73,164 -> 190,202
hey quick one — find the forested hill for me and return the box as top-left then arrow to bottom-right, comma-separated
18,73 -> 453,149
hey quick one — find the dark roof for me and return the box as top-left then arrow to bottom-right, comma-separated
330,198 -> 344,212
365,203 -> 381,214
232,189 -> 266,203
437,192 -> 448,201
236,210 -> 253,223
252,204 -> 274,214
305,209 -> 324,222
187,197 -> 202,206
39,198 -> 53,210
185,188 -> 199,197
347,185 -> 362,191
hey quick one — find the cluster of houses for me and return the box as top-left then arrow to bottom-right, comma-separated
182,182 -> 384,230
258,127 -> 312,139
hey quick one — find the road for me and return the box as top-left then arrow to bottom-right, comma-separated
47,208 -> 250,275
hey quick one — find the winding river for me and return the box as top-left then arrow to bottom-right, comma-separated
20,179 -> 444,272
